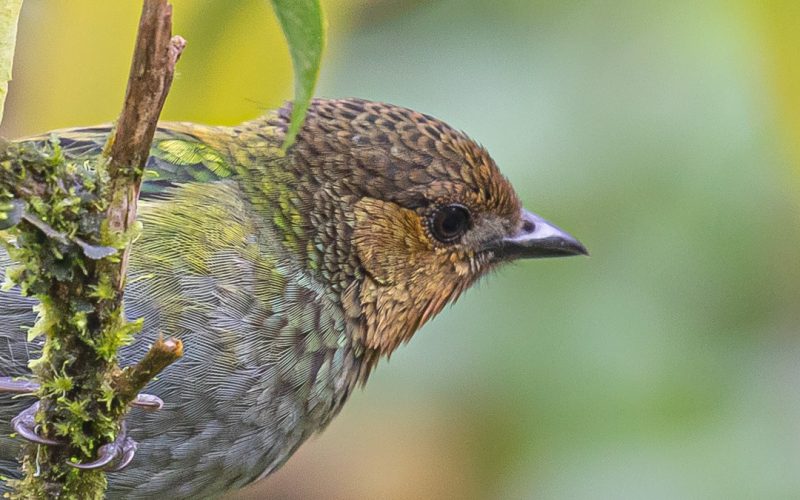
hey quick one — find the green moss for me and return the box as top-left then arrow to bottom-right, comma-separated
0,138 -> 142,498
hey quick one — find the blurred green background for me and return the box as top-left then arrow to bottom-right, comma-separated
3,1 -> 800,498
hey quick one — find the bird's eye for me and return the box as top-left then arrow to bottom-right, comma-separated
430,204 -> 471,243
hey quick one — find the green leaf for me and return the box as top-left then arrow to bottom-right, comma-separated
270,0 -> 325,150
0,0 -> 23,125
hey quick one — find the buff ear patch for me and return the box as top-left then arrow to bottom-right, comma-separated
352,197 -> 432,286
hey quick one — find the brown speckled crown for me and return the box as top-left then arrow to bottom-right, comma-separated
284,98 -> 520,219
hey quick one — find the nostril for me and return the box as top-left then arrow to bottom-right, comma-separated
521,220 -> 535,233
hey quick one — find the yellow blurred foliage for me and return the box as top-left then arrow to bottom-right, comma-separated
2,0 -> 297,136
751,0 -> 800,177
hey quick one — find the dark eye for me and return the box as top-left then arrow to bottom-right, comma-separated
430,204 -> 471,243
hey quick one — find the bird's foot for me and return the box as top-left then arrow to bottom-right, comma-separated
11,402 -> 61,446
130,392 -> 164,410
2,378 -> 162,471
68,421 -> 138,472
10,401 -> 144,471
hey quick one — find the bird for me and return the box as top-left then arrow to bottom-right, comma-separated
0,98 -> 586,498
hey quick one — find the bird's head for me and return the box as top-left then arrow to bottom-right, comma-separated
282,99 -> 587,362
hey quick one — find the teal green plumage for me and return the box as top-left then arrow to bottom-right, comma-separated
0,99 -> 586,498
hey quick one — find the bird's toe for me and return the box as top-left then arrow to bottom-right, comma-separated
11,402 -> 62,446
68,421 -> 138,472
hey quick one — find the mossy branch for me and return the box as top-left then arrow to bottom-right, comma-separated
0,1 -> 184,497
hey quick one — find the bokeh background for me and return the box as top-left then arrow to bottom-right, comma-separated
3,1 -> 800,498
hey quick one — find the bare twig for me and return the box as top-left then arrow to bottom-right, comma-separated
104,0 -> 186,288
114,337 -> 184,407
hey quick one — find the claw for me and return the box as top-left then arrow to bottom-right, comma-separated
11,402 -> 62,446
130,393 -> 163,411
68,421 -> 137,471
107,434 -> 138,472
0,377 -> 39,394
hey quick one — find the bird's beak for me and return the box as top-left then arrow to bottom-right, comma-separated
494,209 -> 588,260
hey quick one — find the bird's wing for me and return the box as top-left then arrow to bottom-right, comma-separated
19,123 -> 237,198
